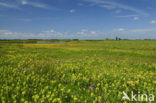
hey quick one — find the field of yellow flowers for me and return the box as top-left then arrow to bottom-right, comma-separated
0,40 -> 156,103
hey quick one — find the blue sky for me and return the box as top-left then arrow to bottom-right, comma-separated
0,0 -> 156,39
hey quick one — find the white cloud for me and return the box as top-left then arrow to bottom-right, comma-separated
0,2 -> 19,9
0,30 -> 10,32
117,15 -> 139,20
90,31 -> 96,34
113,28 -> 125,32
117,15 -> 139,18
0,29 -> 98,39
77,3 -> 84,6
99,5 -> 115,9
0,30 -> 35,39
1,27 -> 156,40
20,0 -> 49,9
150,20 -> 156,24
70,9 -> 75,13
130,28 -> 156,33
118,28 -> 125,31
0,0 -> 57,10
50,29 -> 55,33
84,0 -> 148,16
115,10 -> 121,14
77,29 -> 87,35
21,0 -> 27,5
133,17 -> 139,20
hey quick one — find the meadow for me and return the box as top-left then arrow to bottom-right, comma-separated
0,40 -> 156,103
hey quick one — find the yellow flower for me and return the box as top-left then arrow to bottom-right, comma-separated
58,83 -> 62,87
32,94 -> 39,101
24,101 -> 28,103
98,96 -> 102,101
22,91 -> 26,95
21,98 -> 25,102
13,100 -> 17,103
96,87 -> 99,92
74,97 -> 77,101
53,98 -> 62,103
97,83 -> 100,87
46,94 -> 50,98
91,92 -> 94,97
67,89 -> 71,93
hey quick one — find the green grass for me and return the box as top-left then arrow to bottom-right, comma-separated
0,40 -> 156,103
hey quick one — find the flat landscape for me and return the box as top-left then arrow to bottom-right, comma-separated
0,40 -> 156,102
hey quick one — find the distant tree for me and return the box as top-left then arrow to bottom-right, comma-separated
73,39 -> 79,41
115,37 -> 121,40
144,39 -> 151,40
105,38 -> 110,40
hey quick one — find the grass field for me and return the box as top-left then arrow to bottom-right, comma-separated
0,40 -> 156,103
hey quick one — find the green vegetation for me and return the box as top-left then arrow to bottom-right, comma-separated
0,40 -> 156,103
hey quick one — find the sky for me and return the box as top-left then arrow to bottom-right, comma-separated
0,0 -> 156,39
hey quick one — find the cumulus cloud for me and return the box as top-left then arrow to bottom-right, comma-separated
0,29 -> 100,40
118,28 -> 125,31
50,29 -> 55,33
130,28 -> 156,33
113,28 -> 125,32
21,0 -> 27,5
90,31 -> 97,34
150,20 -> 156,24
133,17 -> 139,20
0,30 -> 35,39
70,9 -> 75,13
1,27 -> 156,40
